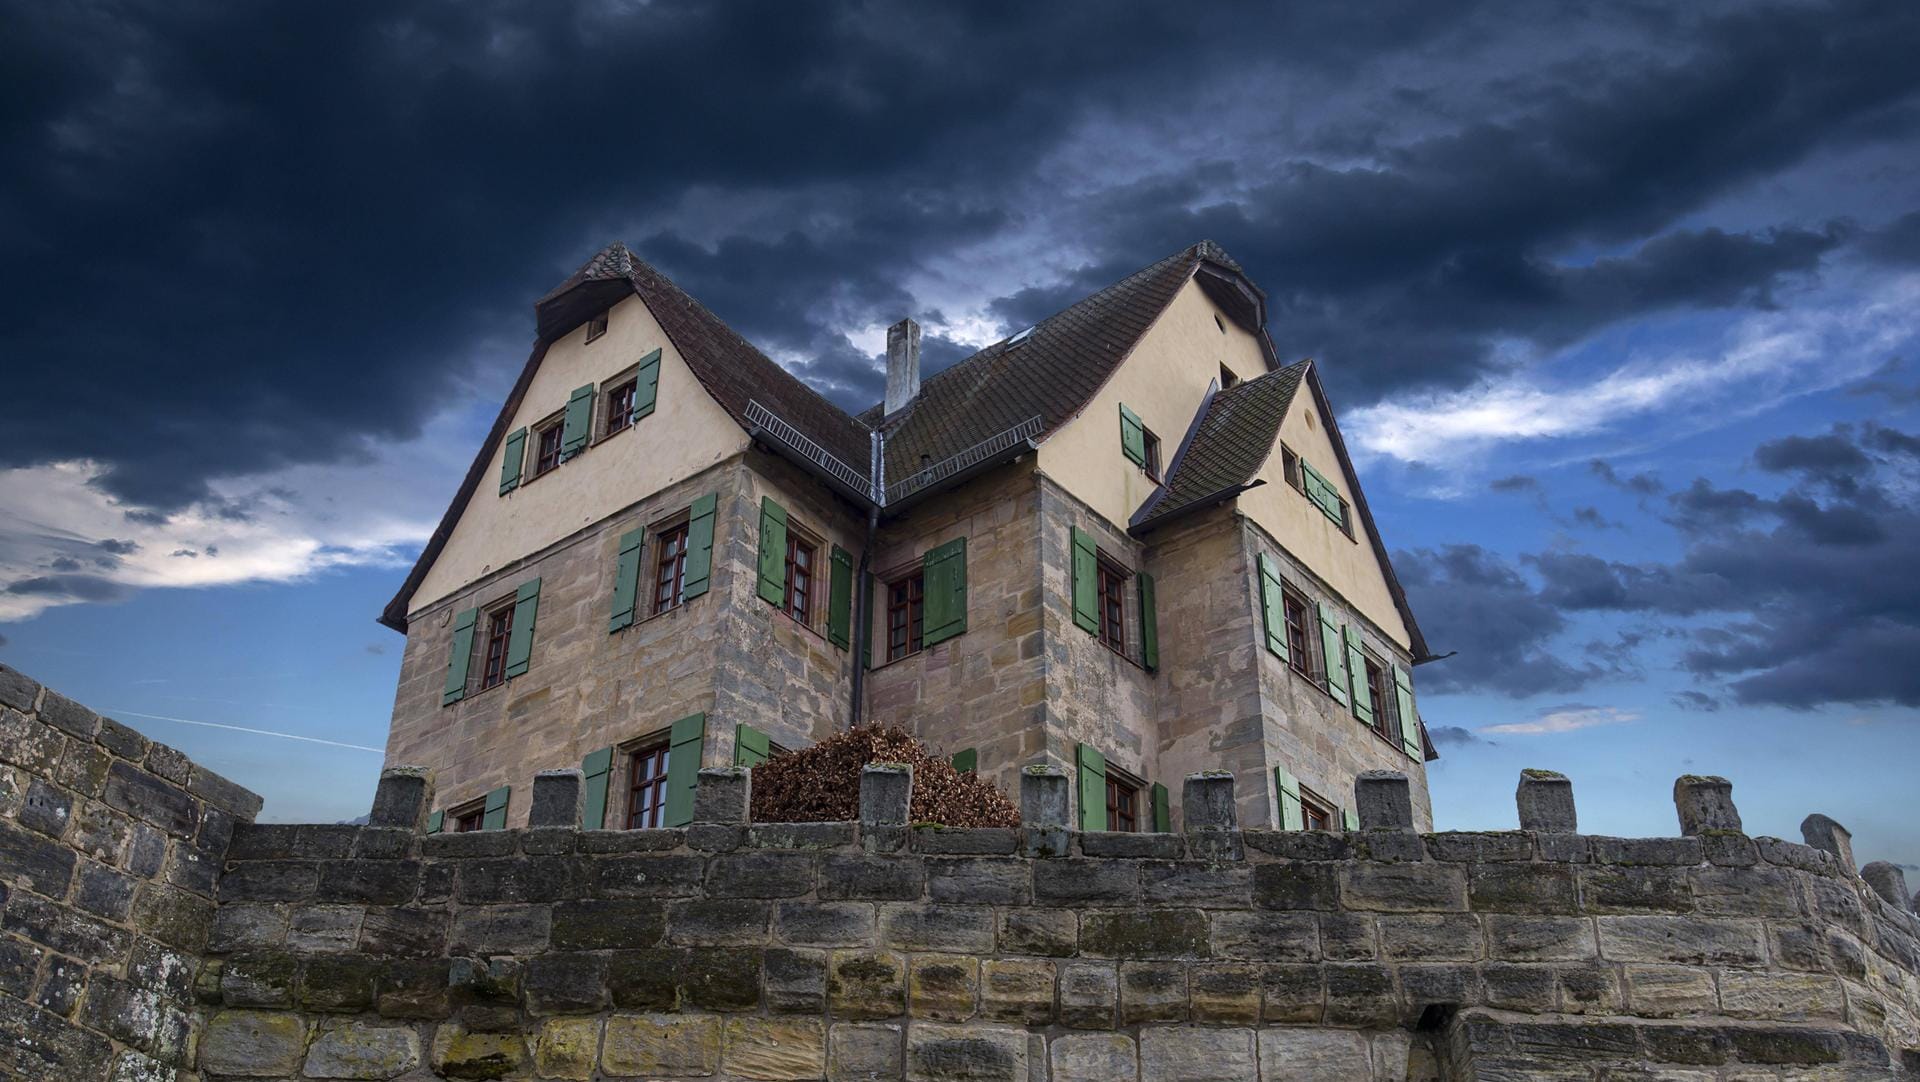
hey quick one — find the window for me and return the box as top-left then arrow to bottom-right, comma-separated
1363,653 -> 1402,744
451,804 -> 485,833
887,571 -> 925,661
1096,556 -> 1128,655
1281,445 -> 1302,492
654,521 -> 691,614
1281,585 -> 1313,679
1214,313 -> 1228,334
603,377 -> 638,438
626,741 -> 671,829
533,416 -> 564,477
783,534 -> 816,626
1300,787 -> 1334,832
1142,429 -> 1162,483
1105,774 -> 1140,833
1220,363 -> 1240,390
585,311 -> 608,343
480,603 -> 514,691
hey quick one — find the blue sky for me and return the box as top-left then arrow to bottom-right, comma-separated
3,2 -> 1917,868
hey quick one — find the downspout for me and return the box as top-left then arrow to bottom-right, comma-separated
848,430 -> 884,730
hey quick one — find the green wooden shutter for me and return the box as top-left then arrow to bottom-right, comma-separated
1346,627 -> 1373,726
1394,665 -> 1422,760
1274,767 -> 1303,831
827,546 -> 853,649
442,608 -> 479,706
662,713 -> 706,827
1138,571 -> 1159,671
560,384 -> 595,459
581,746 -> 613,829
499,428 -> 527,495
951,748 -> 977,774
1076,744 -> 1107,832
735,723 -> 771,768
1341,806 -> 1358,832
1119,404 -> 1147,466
756,496 -> 789,606
503,578 -> 541,679
632,348 -> 662,421
1257,554 -> 1289,661
481,786 -> 511,830
426,810 -> 444,834
609,528 -> 645,632
681,493 -> 717,600
1070,527 -> 1099,634
1150,783 -> 1171,832
922,537 -> 968,645
1317,601 -> 1348,706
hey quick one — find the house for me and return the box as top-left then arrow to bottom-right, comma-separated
378,240 -> 1440,834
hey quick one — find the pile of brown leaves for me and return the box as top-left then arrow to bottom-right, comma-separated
748,725 -> 1020,828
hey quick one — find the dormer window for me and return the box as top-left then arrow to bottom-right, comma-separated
1220,363 -> 1240,390
585,311 -> 609,343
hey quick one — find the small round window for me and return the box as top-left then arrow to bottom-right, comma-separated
1305,410 -> 1317,430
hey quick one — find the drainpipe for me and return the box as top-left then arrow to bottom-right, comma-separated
848,431 -> 884,730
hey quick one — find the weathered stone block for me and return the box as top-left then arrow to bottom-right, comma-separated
1260,963 -> 1325,1023
1862,861 -> 1911,909
1183,772 -> 1238,831
1189,963 -> 1261,1023
603,1012 -> 720,1075
455,855 -> 582,903
1139,1025 -> 1257,1081
20,777 -> 73,837
588,853 -> 705,897
201,1009 -> 307,1077
1253,862 -> 1338,910
0,818 -> 78,896
431,1023 -> 530,1079
751,821 -> 856,849
909,953 -> 978,1021
707,850 -> 815,897
221,950 -> 298,1007
1355,770 -> 1415,831
367,766 -> 434,832
1324,962 -> 1398,1026
979,958 -> 1054,1024
1208,910 -> 1318,962
1595,915 -> 1765,966
1485,915 -> 1595,962
1673,775 -> 1741,836
1623,964 -> 1718,1017
523,952 -> 608,1015
75,861 -> 137,921
997,907 -> 1076,957
777,900 -> 876,946
766,947 -> 827,1013
912,826 -> 1019,855
358,906 -> 445,957
1138,861 -> 1251,907
1058,962 -> 1118,1028
1800,813 -> 1856,873
819,853 -> 925,900
1081,908 -> 1210,959
1081,831 -> 1183,858
1342,861 -> 1468,912
1690,865 -> 1798,917
723,1017 -> 827,1079
1257,1027 -> 1371,1082
220,860 -> 319,903
881,904 -> 995,953
1580,865 -> 1693,913
668,897 -> 770,945
830,951 -> 907,1020
1516,769 -> 1577,832
1379,913 -> 1483,961
828,1022 -> 902,1081
694,766 -> 751,824
304,1022 -> 420,1079
0,663 -> 42,711
1468,863 -> 1577,913
860,763 -> 912,825
551,898 -> 665,950
905,1022 -> 1027,1082
927,857 -> 1030,905
374,958 -> 450,1018
534,1017 -> 599,1081
1120,961 -> 1188,1024
1033,858 -> 1137,903
1718,970 -> 1845,1021
317,859 -> 421,906
449,904 -> 551,954
1050,1033 -> 1138,1082
301,954 -> 381,1013
103,761 -> 198,838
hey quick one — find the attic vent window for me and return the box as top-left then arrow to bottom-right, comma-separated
1220,364 -> 1240,390
585,311 -> 609,343
1214,313 -> 1227,334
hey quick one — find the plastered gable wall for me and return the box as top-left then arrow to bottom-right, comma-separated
1239,381 -> 1412,651
1036,278 -> 1268,530
411,292 -> 749,613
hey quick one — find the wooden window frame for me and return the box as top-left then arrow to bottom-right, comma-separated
1363,651 -> 1403,746
584,311 -> 609,343
886,569 -> 925,662
1104,765 -> 1145,833
1280,444 -> 1302,493
1299,786 -> 1335,832
625,739 -> 672,829
479,598 -> 515,692
783,530 -> 818,629
449,801 -> 486,833
531,412 -> 565,479
601,375 -> 639,440
1142,428 -> 1162,483
1095,554 -> 1129,656
1280,583 -> 1314,680
653,519 -> 692,616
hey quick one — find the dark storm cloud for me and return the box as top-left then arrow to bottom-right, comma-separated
93,539 -> 139,556
1590,460 -> 1664,496
1395,544 -> 1604,697
5,0 -> 1918,512
1489,475 -> 1540,493
1422,424 -> 1920,708
4,576 -> 132,603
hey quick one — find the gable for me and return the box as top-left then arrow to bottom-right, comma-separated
1035,277 -> 1272,527
1238,372 -> 1415,651
407,294 -> 747,617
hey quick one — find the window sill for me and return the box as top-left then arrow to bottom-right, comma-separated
591,423 -> 634,449
634,595 -> 703,629
770,602 -> 824,642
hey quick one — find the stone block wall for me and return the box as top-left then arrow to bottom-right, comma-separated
185,761 -> 1920,1081
0,663 -> 262,1081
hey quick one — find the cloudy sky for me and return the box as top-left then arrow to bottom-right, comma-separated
4,1 -> 1917,861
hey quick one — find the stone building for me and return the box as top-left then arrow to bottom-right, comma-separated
378,240 -> 1440,834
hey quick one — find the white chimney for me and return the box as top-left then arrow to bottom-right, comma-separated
884,317 -> 921,415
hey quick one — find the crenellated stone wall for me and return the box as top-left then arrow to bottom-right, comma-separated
0,664 -> 262,1081
5,665 -> 1919,1081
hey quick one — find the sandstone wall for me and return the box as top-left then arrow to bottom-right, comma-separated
0,664 -> 262,1081
187,760 -> 1920,1081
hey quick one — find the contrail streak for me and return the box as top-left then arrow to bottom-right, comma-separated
107,710 -> 384,753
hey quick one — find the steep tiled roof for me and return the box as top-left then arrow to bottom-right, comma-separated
865,241 -> 1248,486
1133,361 -> 1308,530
